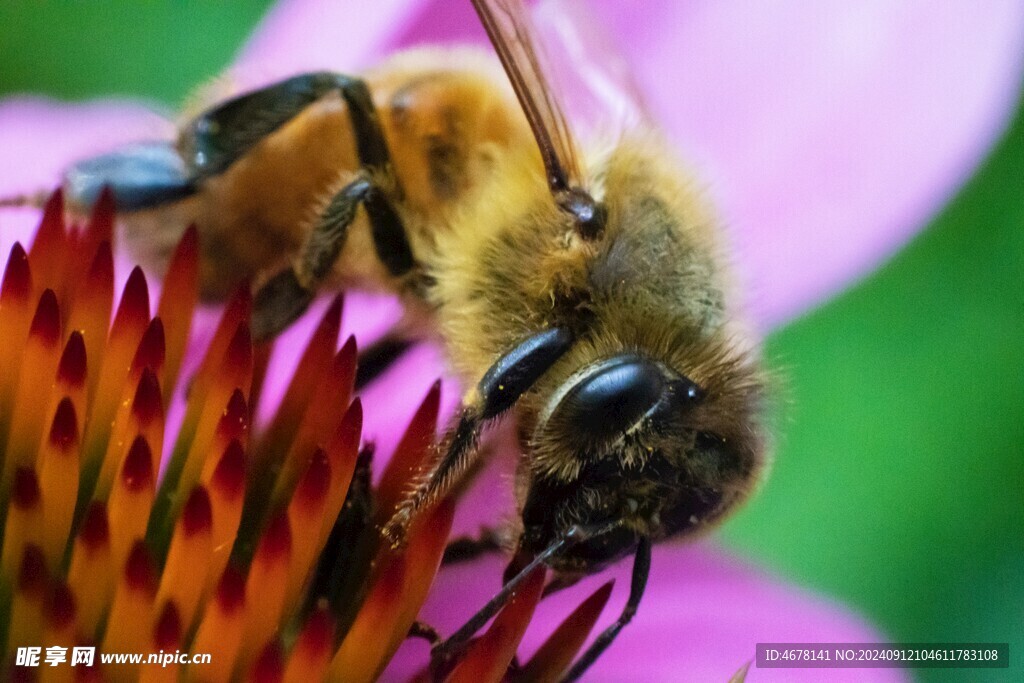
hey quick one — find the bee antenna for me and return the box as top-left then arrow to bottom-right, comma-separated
562,536 -> 652,681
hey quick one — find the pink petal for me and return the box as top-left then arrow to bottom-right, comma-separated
254,294 -> 461,460
357,342 -> 461,466
234,0 -> 432,83
582,0 -> 1024,328
385,546 -> 906,682
0,98 -> 172,262
384,0 -> 487,46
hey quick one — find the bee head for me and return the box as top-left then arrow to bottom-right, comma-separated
520,350 -> 765,574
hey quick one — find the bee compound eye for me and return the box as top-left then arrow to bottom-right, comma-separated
557,355 -> 666,441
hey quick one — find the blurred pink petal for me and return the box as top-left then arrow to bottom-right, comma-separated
235,0 -> 431,81
0,98 -> 172,261
582,0 -> 1024,328
385,547 -> 906,682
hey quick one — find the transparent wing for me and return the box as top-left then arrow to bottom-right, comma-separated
532,0 -> 651,137
471,0 -> 584,193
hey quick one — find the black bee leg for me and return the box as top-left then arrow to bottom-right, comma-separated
0,191 -> 48,209
561,537 -> 652,682
251,176 -> 363,340
382,328 -> 574,546
300,446 -> 374,622
442,527 -> 504,565
431,521 -> 620,670
181,71 -> 390,179
541,573 -> 582,598
187,71 -> 416,342
61,71 -> 392,214
251,174 -> 414,341
355,332 -> 415,390
251,271 -> 317,342
407,621 -> 442,645
63,141 -> 198,211
233,74 -> 417,341
431,532 -> 573,669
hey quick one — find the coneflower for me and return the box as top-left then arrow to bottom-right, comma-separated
0,192 -> 607,681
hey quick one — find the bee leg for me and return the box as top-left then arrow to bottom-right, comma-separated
431,532 -> 573,670
441,527 -> 504,565
355,333 -> 415,390
407,621 -> 442,645
0,190 -> 51,209
63,141 -> 197,211
186,71 -> 413,340
382,328 -> 574,546
181,71 -> 390,179
252,268 -> 319,342
560,537 -> 652,682
541,572 -> 582,598
251,174 -> 413,340
61,73 -> 389,212
431,521 -> 619,671
300,446 -> 375,622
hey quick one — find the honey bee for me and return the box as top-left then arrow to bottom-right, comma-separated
58,0 -> 767,678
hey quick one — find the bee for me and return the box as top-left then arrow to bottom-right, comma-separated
58,0 -> 767,678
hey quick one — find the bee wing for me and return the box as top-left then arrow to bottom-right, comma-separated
533,0 -> 652,135
472,0 -> 584,194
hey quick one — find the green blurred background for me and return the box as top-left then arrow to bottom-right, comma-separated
0,1 -> 274,104
726,93 -> 1024,681
1,3 -> 1021,681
